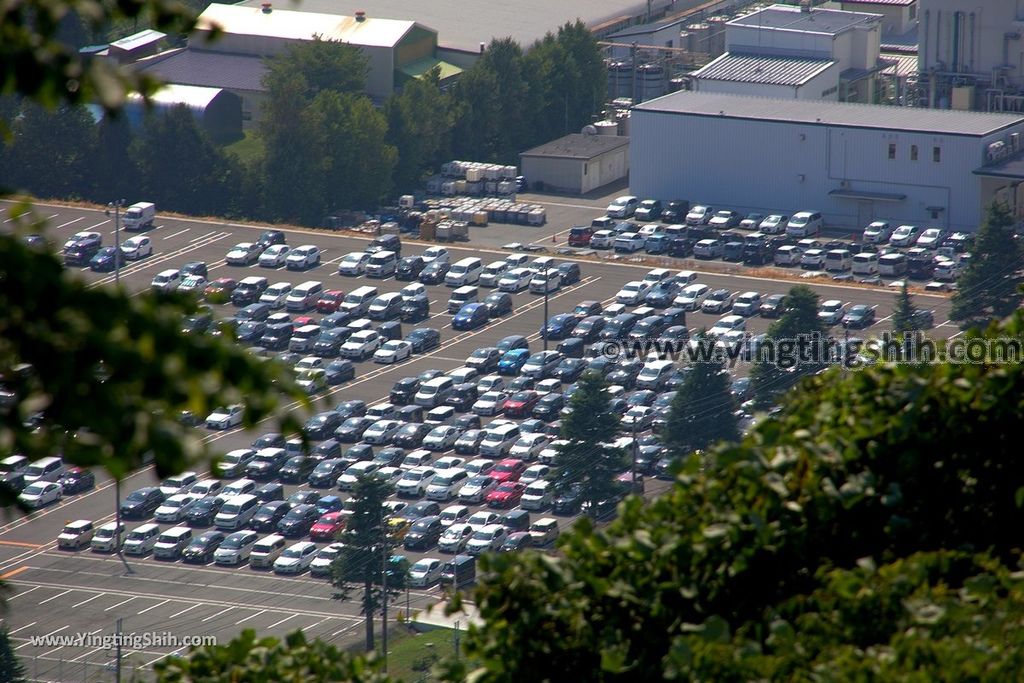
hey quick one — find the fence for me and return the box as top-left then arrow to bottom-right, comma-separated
24,653 -> 155,683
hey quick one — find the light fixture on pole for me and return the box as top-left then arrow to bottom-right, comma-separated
542,263 -> 550,351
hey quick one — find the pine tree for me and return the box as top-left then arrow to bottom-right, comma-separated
554,371 -> 625,519
950,201 -> 1023,324
663,333 -> 738,455
0,625 -> 26,683
892,281 -> 917,334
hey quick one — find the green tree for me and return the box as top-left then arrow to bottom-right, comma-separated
332,475 -> 399,652
385,69 -> 456,191
261,76 -> 322,223
2,103 -> 97,199
663,335 -> 738,455
553,371 -> 625,519
154,629 -> 393,682
750,284 -> 827,409
449,67 -> 502,161
89,115 -> 138,203
527,22 -> 606,142
950,201 -> 1022,324
0,625 -> 26,683
891,280 -> 917,334
263,38 -> 368,104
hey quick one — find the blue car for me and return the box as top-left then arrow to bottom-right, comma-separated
497,348 -> 530,376
452,303 -> 490,331
541,313 -> 579,341
315,495 -> 344,515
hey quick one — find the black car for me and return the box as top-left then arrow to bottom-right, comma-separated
246,449 -> 288,480
236,303 -> 271,323
334,400 -> 367,419
557,262 -> 581,285
312,439 -> 343,460
182,531 -> 225,564
89,247 -> 126,272
532,393 -> 566,420
455,414 -> 480,431
186,497 -> 225,527
483,292 -> 513,316
277,504 -> 319,537
251,501 -> 292,532
279,455 -> 317,483
496,335 -> 529,353
400,295 -> 430,322
607,360 -> 642,389
390,377 -> 421,405
405,328 -> 441,353
550,358 -> 587,382
760,294 -> 786,318
419,261 -> 450,285
252,432 -> 286,450
308,459 -> 346,487
661,307 -> 687,328
742,242 -> 773,265
446,383 -> 478,412
396,256 -> 426,281
552,483 -> 583,515
367,234 -> 401,255
573,316 -> 606,342
393,423 -> 431,449
260,323 -> 293,351
600,313 -> 639,341
398,500 -> 441,521
119,487 -> 165,519
373,447 -> 406,467
660,199 -> 690,223
335,417 -> 375,443
304,411 -> 342,441
182,312 -> 213,335
666,237 -> 694,258
542,314 -> 579,341
403,515 -> 443,550
58,467 -> 95,494
379,320 -> 403,342
313,328 -> 353,358
255,230 -> 286,251
500,509 -> 531,533
231,279 -> 268,306
323,360 -> 356,384
644,282 -> 678,309
181,261 -> 209,278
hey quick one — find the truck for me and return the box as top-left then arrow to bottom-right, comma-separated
122,202 -> 156,231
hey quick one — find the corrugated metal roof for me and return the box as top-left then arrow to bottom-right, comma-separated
521,133 -> 629,160
196,3 -> 419,49
135,48 -> 268,92
841,0 -> 914,6
608,15 -> 690,39
399,57 -> 463,81
634,91 -> 1024,136
110,29 -> 166,52
692,53 -> 836,87
879,52 -> 918,78
128,83 -> 226,109
729,4 -> 881,36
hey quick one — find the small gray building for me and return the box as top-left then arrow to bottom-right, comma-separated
520,133 -> 630,195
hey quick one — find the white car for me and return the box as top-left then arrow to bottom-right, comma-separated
466,524 -> 508,555
818,300 -> 847,326
421,246 -> 450,265
438,523 -> 474,553
425,468 -> 469,500
90,521 -> 125,552
673,283 -> 710,310
178,275 -> 207,293
205,404 -> 244,430
400,282 -> 426,299
916,228 -> 948,249
732,291 -> 762,316
613,233 -> 645,253
150,269 -> 180,292
260,282 -> 292,308
363,419 -> 402,445
225,242 -> 261,265
310,542 -> 346,576
616,281 -> 652,305
708,315 -> 746,336
154,493 -> 199,523
774,245 -> 803,266
336,461 -> 380,490
589,230 -> 615,249
340,330 -> 381,360
19,481 -> 63,508
273,541 -> 318,574
862,221 -> 892,243
259,244 -> 290,267
521,463 -> 550,484
605,195 -> 639,218
434,456 -> 466,470
439,504 -> 470,527
159,471 -> 198,498
396,467 -> 437,497
701,289 -> 735,314
213,530 -> 258,565
286,245 -> 321,270
472,391 -> 507,416
294,356 -> 324,372
408,558 -> 444,587
758,214 -> 788,234
374,466 -> 404,487
800,249 -> 826,269
498,268 -> 531,292
373,340 -> 412,364
692,239 -> 722,259
120,235 -> 152,260
466,510 -> 501,530
338,251 -> 370,275
459,475 -> 497,503
64,230 -> 101,250
621,406 -> 653,429
685,205 -> 713,225
423,426 -> 460,452
509,434 -> 549,461
890,224 -> 922,247
58,519 -> 94,549
479,261 -> 509,288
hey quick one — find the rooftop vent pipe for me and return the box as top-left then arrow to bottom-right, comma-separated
355,10 -> 366,21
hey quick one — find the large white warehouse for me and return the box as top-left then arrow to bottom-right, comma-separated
630,91 -> 1024,232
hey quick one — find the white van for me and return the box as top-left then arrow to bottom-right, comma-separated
445,257 -> 483,286
851,252 -> 879,276
529,269 -> 561,294
786,211 -> 823,237
878,252 -> 908,276
285,281 -> 323,311
341,286 -> 378,315
365,250 -> 398,278
368,292 -> 403,320
447,286 -> 478,313
123,523 -> 161,556
479,423 -> 521,457
636,359 -> 675,390
153,526 -> 193,560
150,269 -> 181,292
479,261 -> 508,287
415,377 -> 455,408
223,479 -> 257,498
824,249 -> 852,272
250,534 -> 287,568
23,456 -> 66,483
521,480 -> 553,511
215,494 -> 259,530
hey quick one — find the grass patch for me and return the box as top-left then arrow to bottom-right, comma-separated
385,628 -> 461,682
223,129 -> 265,165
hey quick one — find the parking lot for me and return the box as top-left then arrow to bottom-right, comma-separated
0,198 -> 956,681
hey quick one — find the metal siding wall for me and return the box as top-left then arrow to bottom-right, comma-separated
696,80 -> 797,98
521,157 -> 584,194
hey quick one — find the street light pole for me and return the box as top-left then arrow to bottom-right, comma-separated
542,263 -> 550,351
381,540 -> 388,673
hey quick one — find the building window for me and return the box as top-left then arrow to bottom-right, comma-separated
888,143 -> 896,160
933,146 -> 941,162
910,145 -> 918,161
930,209 -> 940,220
821,86 -> 837,97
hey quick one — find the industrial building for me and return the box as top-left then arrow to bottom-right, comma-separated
134,3 -> 455,126
520,133 -> 630,195
630,90 -> 1024,231
916,0 -> 1024,112
122,85 -> 244,142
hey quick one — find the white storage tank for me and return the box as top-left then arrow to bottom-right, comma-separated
594,120 -> 619,136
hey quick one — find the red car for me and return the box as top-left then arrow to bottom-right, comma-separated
485,481 -> 526,508
204,277 -> 238,302
567,226 -> 594,247
316,290 -> 345,314
491,458 -> 527,483
309,512 -> 345,541
293,315 -> 318,327
502,391 -> 540,418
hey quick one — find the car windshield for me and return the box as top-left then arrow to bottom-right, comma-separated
126,490 -> 149,501
495,462 -> 516,473
281,548 -> 303,558
221,536 -> 245,549
472,529 -> 495,540
127,531 -> 148,541
95,528 -> 116,538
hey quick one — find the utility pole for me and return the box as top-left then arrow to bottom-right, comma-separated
381,531 -> 388,673
631,421 -> 639,493
114,618 -> 122,683
106,200 -> 125,286
542,263 -> 550,351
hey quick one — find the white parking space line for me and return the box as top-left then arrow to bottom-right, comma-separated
72,593 -> 103,608
83,220 -> 109,231
265,614 -> 298,630
877,314 -> 893,323
8,621 -> 37,635
105,596 -> 136,611
16,625 -> 67,650
7,586 -> 39,600
201,609 -> 226,623
162,228 -> 191,240
234,609 -> 266,625
137,599 -> 170,614
168,604 -> 200,619
38,588 -> 71,605
53,216 -> 84,229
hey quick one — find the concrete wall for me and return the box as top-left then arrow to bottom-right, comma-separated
521,145 -> 630,195
583,146 -> 630,194
839,2 -> 914,36
630,107 -> 1024,231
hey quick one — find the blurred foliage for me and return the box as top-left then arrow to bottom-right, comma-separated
950,201 -> 1022,324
